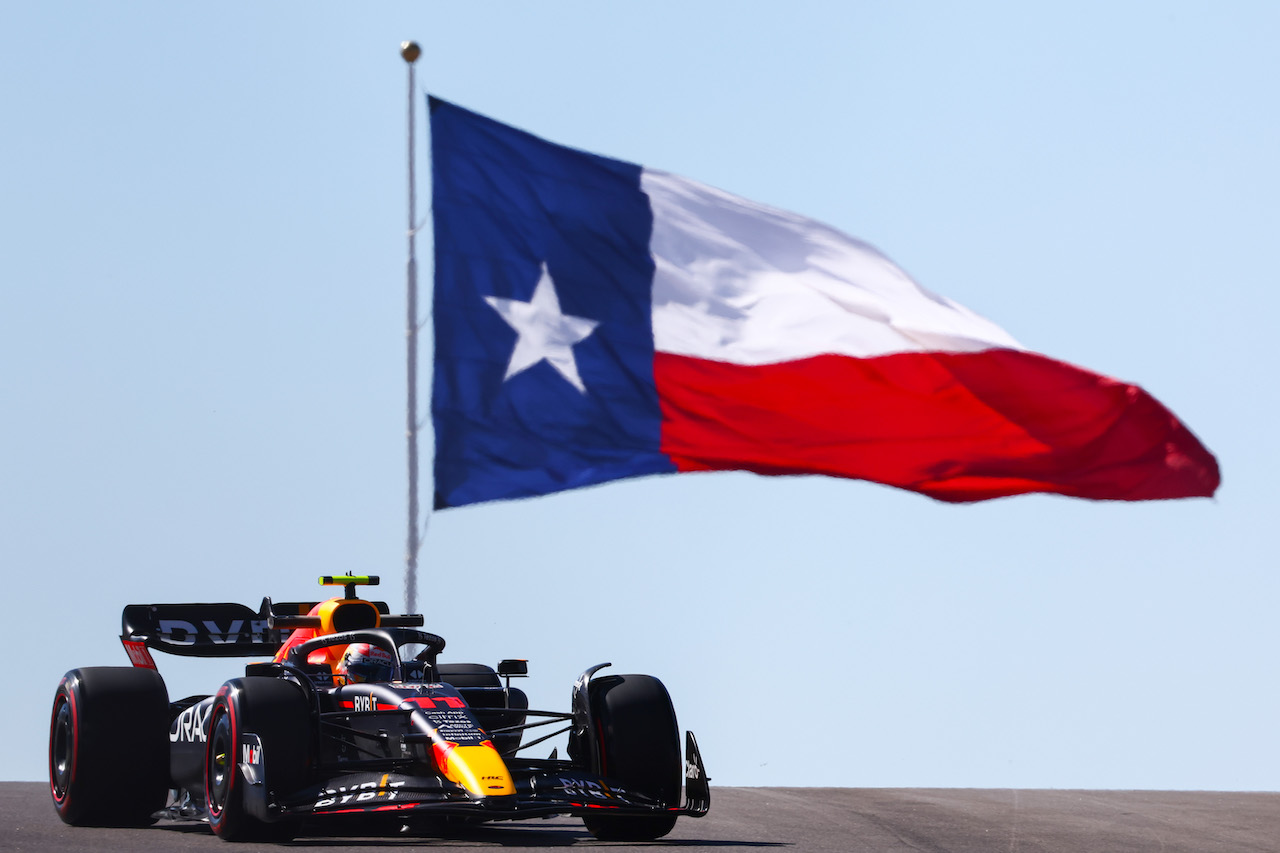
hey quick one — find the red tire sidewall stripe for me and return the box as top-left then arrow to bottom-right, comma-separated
49,679 -> 77,810
206,687 -> 237,831
595,718 -> 608,776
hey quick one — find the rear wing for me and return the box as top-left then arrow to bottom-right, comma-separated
119,597 -> 402,666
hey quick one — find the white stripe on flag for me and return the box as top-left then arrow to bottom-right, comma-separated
643,168 -> 1024,364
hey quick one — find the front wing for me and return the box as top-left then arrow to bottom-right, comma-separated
266,734 -> 709,823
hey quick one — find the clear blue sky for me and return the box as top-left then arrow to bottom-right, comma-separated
3,3 -> 1277,789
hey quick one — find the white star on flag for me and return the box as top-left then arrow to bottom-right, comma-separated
485,263 -> 600,393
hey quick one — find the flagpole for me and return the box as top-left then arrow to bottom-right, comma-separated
401,40 -> 422,613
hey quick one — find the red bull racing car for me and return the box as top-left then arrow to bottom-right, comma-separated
48,575 -> 709,841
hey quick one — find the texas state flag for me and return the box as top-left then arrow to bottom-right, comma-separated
429,97 -> 1219,510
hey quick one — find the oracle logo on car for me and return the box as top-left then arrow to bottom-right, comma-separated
169,703 -> 210,743
157,619 -> 278,645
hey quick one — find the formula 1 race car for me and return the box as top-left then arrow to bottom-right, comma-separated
49,575 -> 708,841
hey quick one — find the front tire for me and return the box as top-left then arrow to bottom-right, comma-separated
49,667 -> 169,826
581,674 -> 681,841
205,677 -> 309,842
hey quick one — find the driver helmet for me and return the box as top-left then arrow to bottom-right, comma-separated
339,643 -> 395,684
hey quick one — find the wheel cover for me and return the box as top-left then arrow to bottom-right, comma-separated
50,697 -> 73,802
206,711 -> 233,817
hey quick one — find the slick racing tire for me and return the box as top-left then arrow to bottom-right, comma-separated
49,666 -> 169,826
439,663 -> 528,756
581,674 -> 681,841
437,662 -> 502,688
205,677 -> 309,842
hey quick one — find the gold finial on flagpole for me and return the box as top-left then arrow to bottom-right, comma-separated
401,41 -> 421,63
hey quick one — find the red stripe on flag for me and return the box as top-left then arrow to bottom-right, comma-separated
654,349 -> 1219,502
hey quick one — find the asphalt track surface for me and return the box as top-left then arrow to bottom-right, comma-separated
4,783 -> 1278,852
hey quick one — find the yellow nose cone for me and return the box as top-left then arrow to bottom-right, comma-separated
433,741 -> 515,797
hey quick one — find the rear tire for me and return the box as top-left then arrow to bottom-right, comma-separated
581,674 -> 681,841
205,677 -> 309,842
437,662 -> 501,688
439,663 -> 527,756
49,667 -> 169,826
